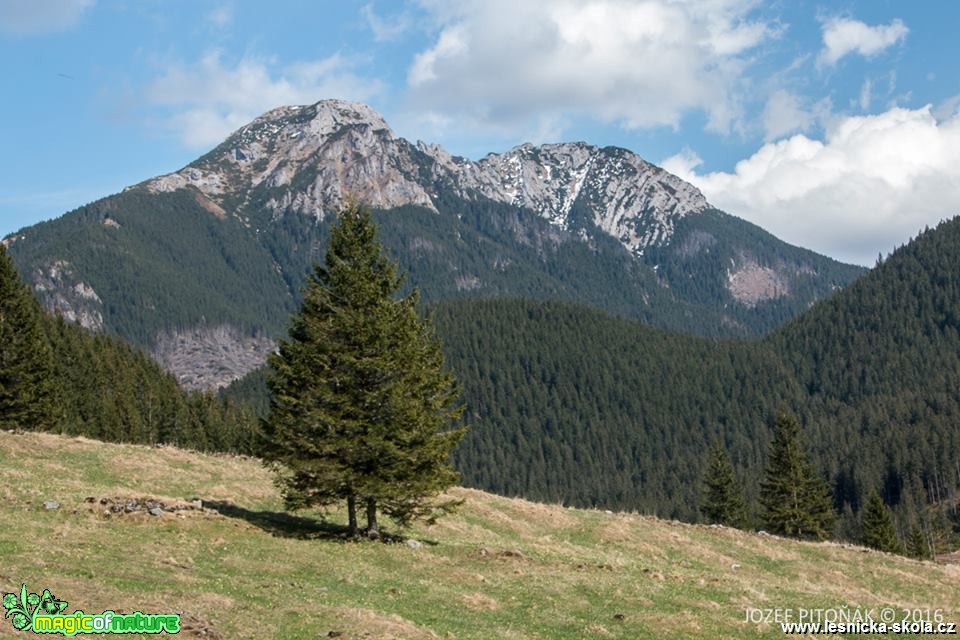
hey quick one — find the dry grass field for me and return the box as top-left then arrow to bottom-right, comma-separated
0,431 -> 956,638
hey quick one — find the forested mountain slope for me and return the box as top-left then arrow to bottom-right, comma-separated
0,244 -> 258,453
224,219 -> 960,527
774,221 -> 960,514
438,220 -> 960,521
4,100 -> 863,389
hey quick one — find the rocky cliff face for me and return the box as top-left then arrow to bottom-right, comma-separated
144,99 -> 708,255
10,99 -> 863,391
432,142 -> 708,255
144,100 -> 436,221
31,260 -> 104,331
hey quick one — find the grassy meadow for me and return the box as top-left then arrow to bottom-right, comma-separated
0,431 -> 956,639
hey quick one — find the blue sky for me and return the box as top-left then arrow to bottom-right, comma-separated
2,0 -> 959,265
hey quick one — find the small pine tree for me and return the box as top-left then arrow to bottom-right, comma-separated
262,202 -> 466,538
759,410 -> 837,540
701,440 -> 748,528
906,526 -> 930,560
861,489 -> 903,553
0,245 -> 57,431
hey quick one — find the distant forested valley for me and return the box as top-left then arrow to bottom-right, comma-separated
224,218 -> 960,549
4,200 -> 959,554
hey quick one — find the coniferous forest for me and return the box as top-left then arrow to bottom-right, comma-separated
224,218 -> 960,552
437,219 -> 960,544
6,209 -> 960,553
0,245 -> 259,454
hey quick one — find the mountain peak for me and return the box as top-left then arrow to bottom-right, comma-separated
142,98 -> 434,216
250,99 -> 393,139
451,140 -> 709,252
142,99 -> 708,253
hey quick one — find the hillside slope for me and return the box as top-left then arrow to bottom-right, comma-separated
1,431 -> 956,639
4,100 -> 863,388
229,240 -> 960,523
442,219 -> 960,519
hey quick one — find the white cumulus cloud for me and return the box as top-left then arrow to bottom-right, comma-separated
362,3 -> 411,42
663,106 -> 960,265
0,0 -> 94,35
818,17 -> 908,67
144,51 -> 383,148
761,90 -> 815,141
407,0 -> 777,139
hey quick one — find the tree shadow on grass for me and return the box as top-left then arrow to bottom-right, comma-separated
201,500 -> 351,541
201,499 -> 442,545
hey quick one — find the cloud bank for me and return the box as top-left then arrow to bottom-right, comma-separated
0,0 -> 93,35
663,106 -> 960,265
407,0 -> 776,138
144,51 -> 382,148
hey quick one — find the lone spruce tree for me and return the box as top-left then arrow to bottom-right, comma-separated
262,203 -> 466,538
861,490 -> 903,553
0,245 -> 57,431
759,410 -> 836,540
701,440 -> 748,528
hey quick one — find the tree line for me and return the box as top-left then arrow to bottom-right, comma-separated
702,411 -> 936,559
222,211 -> 960,552
0,244 -> 259,452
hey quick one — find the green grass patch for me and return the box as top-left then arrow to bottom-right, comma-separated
1,431 -> 956,639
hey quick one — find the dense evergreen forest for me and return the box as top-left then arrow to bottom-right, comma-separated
224,219 -> 960,547
44,313 -> 260,452
6,187 -> 862,350
432,298 -> 789,515
0,245 -> 259,453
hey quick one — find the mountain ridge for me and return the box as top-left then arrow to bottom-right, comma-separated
5,98 -> 864,388
142,99 -> 710,256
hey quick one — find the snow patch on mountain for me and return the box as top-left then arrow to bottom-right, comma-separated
141,99 -> 710,254
425,141 -> 708,254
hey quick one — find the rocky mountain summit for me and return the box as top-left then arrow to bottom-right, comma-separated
145,99 -> 708,256
6,99 -> 864,390
145,100 -> 436,219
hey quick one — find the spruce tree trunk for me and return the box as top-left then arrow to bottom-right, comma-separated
347,495 -> 358,537
366,497 -> 379,539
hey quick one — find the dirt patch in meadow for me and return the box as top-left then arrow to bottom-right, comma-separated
461,592 -> 500,611
173,611 -> 224,639
324,606 -> 440,639
450,488 -> 579,535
